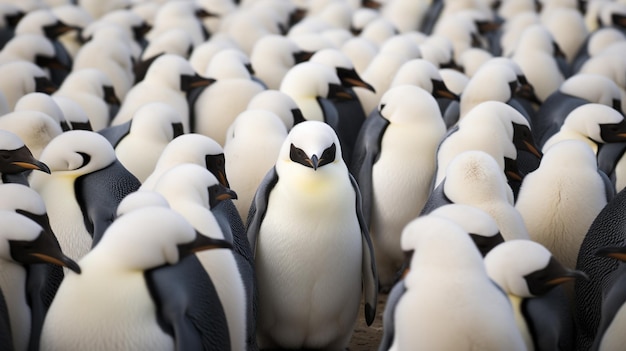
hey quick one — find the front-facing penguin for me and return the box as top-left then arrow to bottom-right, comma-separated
247,120 -> 377,350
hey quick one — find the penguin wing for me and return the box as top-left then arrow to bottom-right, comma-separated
378,279 -> 406,351
349,109 -> 390,224
76,161 -> 141,247
145,256 -> 230,351
598,168 -> 617,203
419,179 -> 453,216
97,121 -> 132,148
318,97 -> 340,133
245,167 -> 279,255
523,286 -> 575,351
591,266 -> 626,350
0,290 -> 13,351
351,173 -> 378,326
597,141 -> 626,190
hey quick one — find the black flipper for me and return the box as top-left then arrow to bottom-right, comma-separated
245,167 -> 279,255
97,121 -> 132,148
349,108 -> 390,225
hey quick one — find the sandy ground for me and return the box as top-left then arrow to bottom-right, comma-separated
347,292 -> 388,351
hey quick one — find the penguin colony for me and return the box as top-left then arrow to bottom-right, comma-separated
0,0 -> 626,350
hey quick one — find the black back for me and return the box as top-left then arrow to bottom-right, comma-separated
532,92 -> 588,148
523,286 -> 575,351
590,263 -> 626,350
574,187 -> 626,350
212,199 -> 258,351
97,121 -> 132,149
75,160 -> 141,247
145,255 -> 230,351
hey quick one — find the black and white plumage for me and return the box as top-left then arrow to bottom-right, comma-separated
247,120 -> 377,350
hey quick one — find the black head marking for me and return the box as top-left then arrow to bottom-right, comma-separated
289,143 -> 336,170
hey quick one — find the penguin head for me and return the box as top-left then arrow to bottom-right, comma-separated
145,54 -> 214,92
429,204 -> 505,257
34,130 -> 115,176
97,207 -> 231,270
0,130 -> 50,175
378,85 -> 443,125
278,120 -> 342,172
0,210 -> 81,274
484,240 -> 588,297
560,103 -> 626,144
129,102 -> 185,141
153,163 -> 237,210
116,191 -> 170,218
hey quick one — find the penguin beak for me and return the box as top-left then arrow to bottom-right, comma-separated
177,231 -> 232,258
525,256 -> 588,296
432,79 -> 459,101
515,77 -> 542,105
9,227 -> 81,274
132,22 -> 152,41
181,73 -> 215,92
171,122 -> 184,138
35,55 -> 70,71
362,0 -> 382,9
208,184 -> 238,209
596,245 -> 626,261
504,157 -> 522,182
195,8 -> 219,19
309,154 -> 319,170
327,83 -> 354,101
9,146 -> 51,174
336,67 -> 375,93
205,154 -> 230,188
69,121 -> 93,131
293,50 -> 315,64
599,120 -> 626,142
103,85 -> 121,106
34,76 -> 58,94
43,20 -> 76,39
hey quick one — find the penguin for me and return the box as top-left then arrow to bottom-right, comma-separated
98,102 -> 184,183
53,68 -> 121,131
434,101 -> 542,200
246,120 -> 377,350
386,215 -> 526,350
591,243 -> 626,351
140,133 -> 226,194
114,190 -> 231,351
279,61 -> 356,136
511,24 -> 567,102
190,66 -> 265,146
532,73 -> 623,147
423,150 -> 531,241
0,110 -> 63,160
378,204 -> 504,351
516,140 -> 614,270
29,130 -> 141,264
0,4 -> 24,49
111,54 -> 214,134
350,85 -> 447,289
0,34 -> 69,75
146,1 -> 214,47
139,133 -> 257,349
13,9 -> 75,85
484,239 -> 588,351
245,89 -> 306,131
389,58 -> 460,129
133,28 -> 194,84
249,34 -> 314,90
574,186 -> 626,350
309,48 -> 376,165
0,209 -> 80,351
541,103 -> 626,154
0,61 -> 57,111
39,206 -> 232,351
0,183 -> 79,351
14,92 -> 70,132
223,109 -> 288,221
0,130 -> 50,186
72,25 -> 135,103
152,163 -> 250,351
49,96 -> 93,132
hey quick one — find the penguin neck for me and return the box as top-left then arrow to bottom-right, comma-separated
508,293 -> 534,351
0,261 -> 30,351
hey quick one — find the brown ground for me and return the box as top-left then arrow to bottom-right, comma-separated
347,292 -> 388,351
